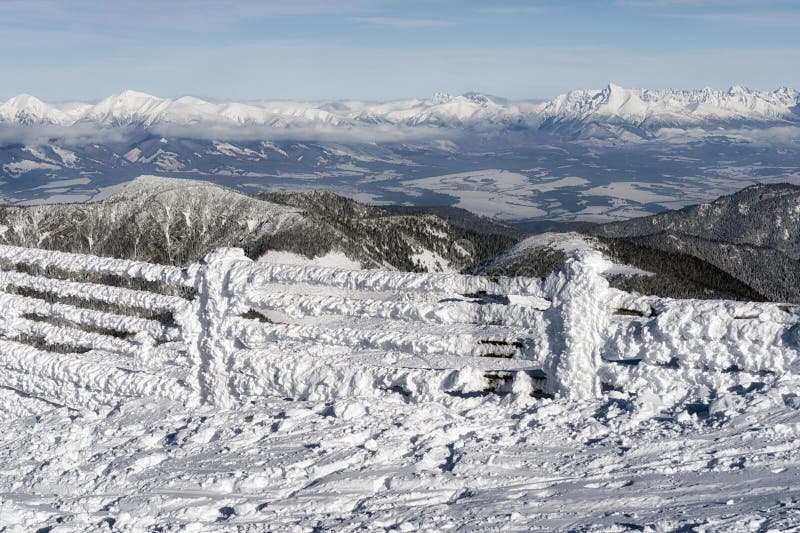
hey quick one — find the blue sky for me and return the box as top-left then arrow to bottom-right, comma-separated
1,0 -> 799,101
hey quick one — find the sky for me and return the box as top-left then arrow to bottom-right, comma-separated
1,0 -> 799,102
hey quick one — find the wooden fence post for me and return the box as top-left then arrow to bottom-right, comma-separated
181,248 -> 252,408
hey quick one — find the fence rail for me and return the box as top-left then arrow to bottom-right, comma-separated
0,243 -> 797,412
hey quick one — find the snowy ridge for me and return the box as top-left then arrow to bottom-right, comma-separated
0,89 -> 537,129
539,84 -> 800,127
0,243 -> 797,413
1,85 -> 798,132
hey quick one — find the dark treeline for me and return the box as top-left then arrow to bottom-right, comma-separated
256,191 -> 517,273
597,237 -> 767,301
588,183 -> 800,303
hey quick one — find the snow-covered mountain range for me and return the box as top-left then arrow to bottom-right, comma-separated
1,84 -> 798,133
2,84 -> 800,225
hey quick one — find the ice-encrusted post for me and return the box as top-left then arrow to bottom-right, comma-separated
542,251 -> 611,400
179,247 -> 253,408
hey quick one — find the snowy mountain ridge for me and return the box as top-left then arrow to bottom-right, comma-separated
539,83 -> 800,126
2,84 -> 798,133
0,175 -> 515,271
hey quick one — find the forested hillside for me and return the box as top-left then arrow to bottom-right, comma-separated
0,176 -> 517,273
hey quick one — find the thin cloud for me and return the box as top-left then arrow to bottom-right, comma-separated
475,6 -> 545,14
353,17 -> 454,29
0,124 -> 138,147
0,0 -> 372,34
617,0 -> 784,6
667,12 -> 800,27
0,121 -> 461,147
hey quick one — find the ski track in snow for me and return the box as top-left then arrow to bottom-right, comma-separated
0,244 -> 798,531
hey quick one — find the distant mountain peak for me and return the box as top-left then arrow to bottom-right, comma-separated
0,85 -> 798,136
603,82 -> 627,93
5,93 -> 45,105
174,95 -> 211,105
462,92 -> 490,105
431,91 -> 454,104
0,93 -> 69,125
112,89 -> 159,99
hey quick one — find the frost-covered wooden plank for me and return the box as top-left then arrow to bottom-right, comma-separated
0,244 -> 196,287
343,348 -> 547,373
0,270 -> 189,314
0,292 -> 178,341
605,290 -> 800,371
612,291 -> 800,324
231,319 -> 529,359
0,317 -> 139,355
229,346 -> 545,403
278,315 -> 530,340
238,262 -> 545,297
245,293 -> 548,328
147,343 -> 193,369
0,339 -> 191,404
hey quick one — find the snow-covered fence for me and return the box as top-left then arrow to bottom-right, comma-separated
1,244 -> 798,412
0,245 -> 550,409
0,245 -> 197,410
180,248 -> 551,408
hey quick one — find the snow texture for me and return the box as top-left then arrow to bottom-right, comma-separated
0,243 -> 799,530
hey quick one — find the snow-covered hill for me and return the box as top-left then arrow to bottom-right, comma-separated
1,84 -> 797,133
590,183 -> 800,302
0,175 -> 515,272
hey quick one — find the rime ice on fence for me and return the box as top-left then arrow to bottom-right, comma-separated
183,248 -> 254,408
0,243 -> 798,411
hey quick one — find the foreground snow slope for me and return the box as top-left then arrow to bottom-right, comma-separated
3,385 -> 800,531
0,244 -> 798,530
